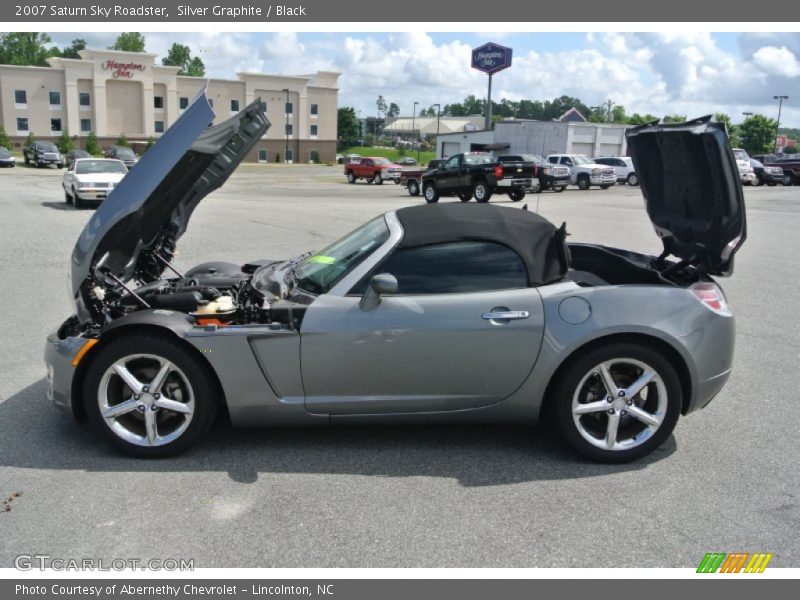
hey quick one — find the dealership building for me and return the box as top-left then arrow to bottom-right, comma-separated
0,48 -> 340,162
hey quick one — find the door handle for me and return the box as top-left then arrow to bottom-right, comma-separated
481,310 -> 530,321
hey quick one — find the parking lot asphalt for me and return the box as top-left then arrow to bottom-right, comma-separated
0,164 -> 798,568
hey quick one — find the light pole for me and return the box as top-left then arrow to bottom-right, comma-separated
411,101 -> 418,154
773,95 -> 789,152
433,103 -> 441,158
282,88 -> 290,163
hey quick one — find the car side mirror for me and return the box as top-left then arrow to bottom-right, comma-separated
359,273 -> 398,311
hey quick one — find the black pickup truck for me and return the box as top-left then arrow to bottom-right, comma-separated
420,152 -> 537,203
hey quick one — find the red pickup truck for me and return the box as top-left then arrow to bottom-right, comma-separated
344,157 -> 403,185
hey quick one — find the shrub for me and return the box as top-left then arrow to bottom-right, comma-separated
0,126 -> 11,150
116,133 -> 129,147
84,132 -> 100,155
57,130 -> 74,154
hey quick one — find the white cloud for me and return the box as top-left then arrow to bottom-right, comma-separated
752,46 -> 800,78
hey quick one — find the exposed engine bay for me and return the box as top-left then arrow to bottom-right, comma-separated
63,254 -> 316,338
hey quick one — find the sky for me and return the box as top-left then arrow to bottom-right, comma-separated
46,31 -> 800,128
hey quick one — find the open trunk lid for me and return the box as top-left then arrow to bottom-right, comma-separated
626,116 -> 746,277
70,90 -> 269,323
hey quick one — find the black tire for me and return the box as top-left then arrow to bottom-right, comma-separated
783,172 -> 793,186
627,173 -> 639,186
83,332 -> 218,458
553,341 -> 682,463
577,175 -> 590,190
73,189 -> 84,209
600,184 -> 611,190
554,186 -> 566,193
508,189 -> 526,202
458,191 -> 472,202
422,181 -> 439,203
64,189 -> 73,204
374,172 -> 383,185
346,171 -> 356,184
366,177 -> 375,184
473,180 -> 492,203
407,179 -> 420,196
57,164 -> 64,169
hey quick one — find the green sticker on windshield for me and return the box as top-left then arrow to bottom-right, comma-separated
307,255 -> 336,264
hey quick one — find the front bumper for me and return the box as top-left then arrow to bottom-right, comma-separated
381,170 -> 402,181
589,174 -> 616,186
740,172 -> 758,184
44,333 -> 91,418
497,177 -> 539,190
75,188 -> 112,201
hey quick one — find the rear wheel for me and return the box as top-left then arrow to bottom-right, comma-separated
553,342 -> 681,463
508,189 -> 526,202
577,175 -> 590,190
83,333 -> 218,458
627,173 -> 639,186
458,191 -> 472,202
423,182 -> 439,203
346,171 -> 355,184
407,179 -> 420,196
783,172 -> 794,186
473,180 -> 492,203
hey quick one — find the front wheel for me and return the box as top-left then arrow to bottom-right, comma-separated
508,189 -> 525,202
423,182 -> 439,203
64,188 -> 73,204
577,175 -> 590,190
83,333 -> 218,458
407,179 -> 420,196
374,172 -> 383,185
627,173 -> 639,186
783,172 -> 794,186
553,342 -> 681,463
473,180 -> 492,203
346,171 -> 355,184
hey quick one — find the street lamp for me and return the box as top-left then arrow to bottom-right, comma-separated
773,95 -> 789,152
433,103 -> 441,158
282,88 -> 290,163
411,101 -> 418,153
742,112 -> 753,117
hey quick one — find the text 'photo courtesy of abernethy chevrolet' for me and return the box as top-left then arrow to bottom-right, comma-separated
44,90 -> 746,463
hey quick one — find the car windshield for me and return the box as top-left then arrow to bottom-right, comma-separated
572,155 -> 592,165
373,157 -> 392,165
115,148 -> 135,159
734,150 -> 748,161
0,149 -> 10,158
294,216 -> 390,295
463,153 -> 493,165
75,160 -> 127,175
38,143 -> 59,152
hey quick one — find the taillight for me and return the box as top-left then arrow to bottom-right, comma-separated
493,164 -> 504,178
689,282 -> 731,315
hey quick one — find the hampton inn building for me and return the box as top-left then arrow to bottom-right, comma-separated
0,48 -> 340,162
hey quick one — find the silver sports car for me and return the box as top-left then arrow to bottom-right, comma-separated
45,93 -> 746,462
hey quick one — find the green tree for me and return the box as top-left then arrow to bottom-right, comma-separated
739,114 -> 778,154
663,114 -> 687,124
376,95 -> 387,118
57,130 -> 74,154
337,107 -> 359,149
0,126 -> 11,150
0,32 -> 55,67
162,43 -> 205,76
628,113 -> 659,126
116,133 -> 129,147
60,38 -> 86,59
25,132 -> 35,147
110,32 -> 145,53
387,102 -> 400,118
784,145 -> 798,154
84,131 -> 100,155
713,113 -> 740,147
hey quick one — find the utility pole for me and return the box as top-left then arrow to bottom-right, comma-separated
773,95 -> 789,152
433,103 -> 441,158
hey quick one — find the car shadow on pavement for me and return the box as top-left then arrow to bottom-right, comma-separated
40,201 -> 77,211
0,379 -> 677,487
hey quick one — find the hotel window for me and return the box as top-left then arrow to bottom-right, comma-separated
285,124 -> 293,136
49,91 -> 61,108
154,96 -> 164,110
154,121 -> 165,133
14,90 -> 27,108
231,99 -> 240,112
285,102 -> 293,115
258,149 -> 268,163
79,92 -> 91,108
179,96 -> 189,110
310,104 -> 318,116
50,118 -> 62,133
16,117 -> 29,133
80,118 -> 92,133
310,124 -> 318,137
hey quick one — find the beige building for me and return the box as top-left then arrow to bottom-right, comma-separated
0,48 -> 340,162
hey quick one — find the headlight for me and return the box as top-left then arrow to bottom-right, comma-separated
592,168 -> 602,175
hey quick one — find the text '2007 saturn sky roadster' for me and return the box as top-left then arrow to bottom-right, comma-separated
45,91 -> 746,462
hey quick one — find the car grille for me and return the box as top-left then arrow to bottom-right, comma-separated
601,168 -> 614,176
88,182 -> 112,188
43,152 -> 60,160
552,167 -> 569,176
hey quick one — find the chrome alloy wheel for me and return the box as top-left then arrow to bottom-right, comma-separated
98,354 -> 195,447
571,358 -> 667,452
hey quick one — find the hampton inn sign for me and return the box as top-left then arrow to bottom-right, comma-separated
101,59 -> 146,79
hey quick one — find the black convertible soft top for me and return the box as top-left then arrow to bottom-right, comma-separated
395,204 -> 569,286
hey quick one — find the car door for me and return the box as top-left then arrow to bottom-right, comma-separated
435,155 -> 463,193
300,240 -> 545,415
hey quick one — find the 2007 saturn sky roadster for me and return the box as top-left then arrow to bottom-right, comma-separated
45,91 -> 746,462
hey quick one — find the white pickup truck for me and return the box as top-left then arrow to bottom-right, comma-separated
546,154 -> 616,190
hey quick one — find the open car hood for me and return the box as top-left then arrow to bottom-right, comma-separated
626,116 -> 746,276
70,90 -> 269,323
